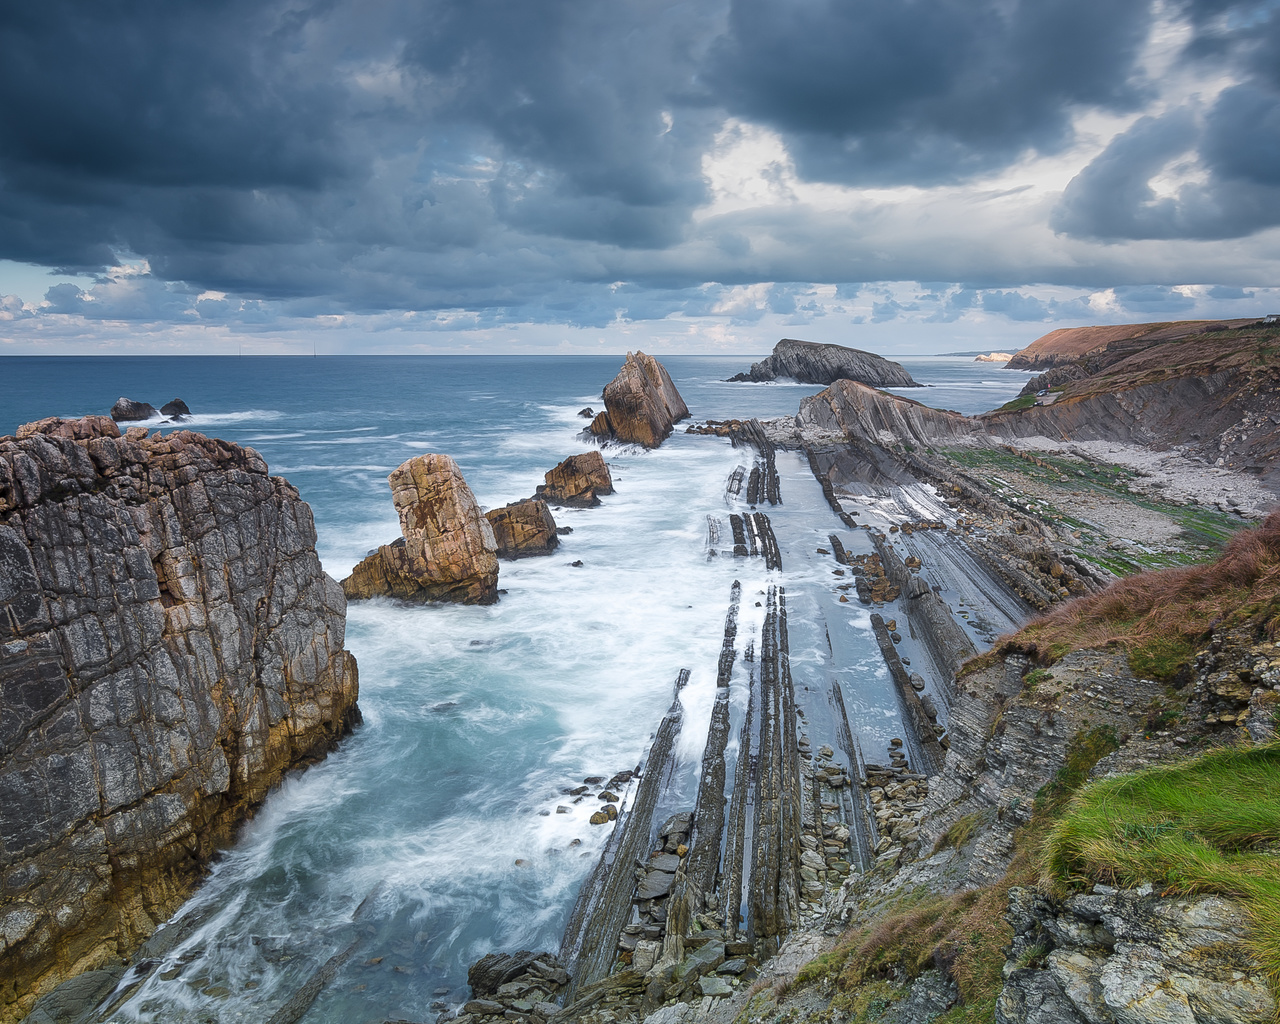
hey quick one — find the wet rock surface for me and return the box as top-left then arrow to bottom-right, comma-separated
588,352 -> 689,448
108,397 -> 158,422
486,499 -> 559,559
342,453 -> 499,605
728,339 -> 920,388
536,452 -> 614,508
0,416 -> 358,1023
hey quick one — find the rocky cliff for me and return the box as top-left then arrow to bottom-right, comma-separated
0,416 -> 358,1023
728,339 -> 920,387
1006,319 -> 1258,371
588,352 -> 689,448
342,453 -> 499,604
797,379 -> 976,448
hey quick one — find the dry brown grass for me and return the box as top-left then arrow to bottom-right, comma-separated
984,509 -> 1280,678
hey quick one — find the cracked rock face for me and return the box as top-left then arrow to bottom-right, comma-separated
486,500 -> 559,559
342,453 -> 499,604
536,452 -> 614,508
0,417 -> 358,1023
588,352 -> 689,449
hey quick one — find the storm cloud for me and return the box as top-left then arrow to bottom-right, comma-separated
0,0 -> 1277,344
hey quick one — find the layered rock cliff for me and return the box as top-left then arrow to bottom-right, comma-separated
1006,319 -> 1258,371
797,379 -> 976,448
342,454 -> 499,604
728,339 -> 920,387
0,417 -> 358,1023
588,352 -> 689,448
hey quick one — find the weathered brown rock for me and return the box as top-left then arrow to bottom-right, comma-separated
342,454 -> 499,604
536,452 -> 615,507
588,352 -> 689,448
486,499 -> 559,559
0,417 -> 358,1023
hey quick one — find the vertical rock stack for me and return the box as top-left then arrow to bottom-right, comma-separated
485,500 -> 559,559
589,352 -> 689,448
535,452 -> 614,507
342,454 -> 499,604
0,417 -> 359,1024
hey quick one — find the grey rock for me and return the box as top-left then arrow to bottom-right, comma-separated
729,339 -> 920,387
636,870 -> 676,900
697,976 -> 732,997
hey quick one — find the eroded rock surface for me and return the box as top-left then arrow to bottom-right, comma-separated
342,453 -> 499,604
0,416 -> 358,1023
588,352 -> 689,448
536,452 -> 614,508
729,339 -> 920,387
108,398 -> 157,422
486,499 -> 559,559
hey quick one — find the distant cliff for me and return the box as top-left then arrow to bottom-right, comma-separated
0,417 -> 358,1023
1005,318 -> 1258,371
728,339 -> 920,387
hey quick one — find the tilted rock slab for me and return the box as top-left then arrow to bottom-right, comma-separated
729,339 -> 920,387
588,351 -> 689,448
0,417 -> 358,1023
798,379 -> 979,449
342,454 -> 499,604
486,499 -> 559,559
535,452 -> 614,507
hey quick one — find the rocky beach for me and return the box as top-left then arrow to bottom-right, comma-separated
2,330 -> 1279,1024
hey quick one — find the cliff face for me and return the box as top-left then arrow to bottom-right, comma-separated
1006,319 -> 1258,371
729,339 -> 920,387
0,417 -> 358,1023
797,379 -> 976,448
342,453 -> 499,604
588,352 -> 689,448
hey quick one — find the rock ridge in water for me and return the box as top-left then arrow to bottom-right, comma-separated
485,499 -> 559,559
588,352 -> 689,448
727,339 -> 920,387
0,416 -> 358,1023
342,453 -> 499,604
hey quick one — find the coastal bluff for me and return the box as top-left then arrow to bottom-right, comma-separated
728,338 -> 920,387
0,416 -> 358,1023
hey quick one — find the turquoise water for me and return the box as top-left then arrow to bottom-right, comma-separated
0,354 -> 1027,1022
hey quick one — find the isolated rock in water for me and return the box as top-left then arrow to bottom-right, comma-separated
727,339 -> 920,387
588,351 -> 690,447
0,416 -> 358,1020
578,407 -> 594,418
109,396 -> 158,421
536,451 -> 615,507
160,398 -> 191,419
15,415 -> 121,441
486,499 -> 559,559
342,453 -> 499,604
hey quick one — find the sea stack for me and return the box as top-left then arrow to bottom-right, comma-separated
342,453 -> 499,604
728,339 -> 920,387
536,452 -> 614,507
588,351 -> 689,448
485,499 -> 559,558
0,416 -> 358,1022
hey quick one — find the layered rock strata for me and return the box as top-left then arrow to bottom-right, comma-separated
588,352 -> 689,448
729,339 -> 920,387
0,417 -> 358,1023
341,454 -> 499,605
485,500 -> 559,559
535,452 -> 614,507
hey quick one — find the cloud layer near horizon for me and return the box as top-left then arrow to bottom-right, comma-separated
1,0 -> 1278,350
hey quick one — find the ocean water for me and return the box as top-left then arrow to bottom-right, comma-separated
0,354 -> 1029,1023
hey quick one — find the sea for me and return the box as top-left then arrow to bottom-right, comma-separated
0,354 -> 1030,1023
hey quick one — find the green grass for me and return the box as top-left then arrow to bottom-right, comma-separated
1045,742 -> 1280,997
997,394 -> 1037,412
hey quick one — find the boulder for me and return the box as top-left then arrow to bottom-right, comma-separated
342,454 -> 499,604
0,419 -> 358,1022
485,499 -> 559,559
109,397 -> 158,421
728,339 -> 920,387
536,451 -> 614,507
160,398 -> 191,419
588,351 -> 689,448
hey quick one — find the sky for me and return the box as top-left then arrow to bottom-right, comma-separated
1,0 -> 1278,355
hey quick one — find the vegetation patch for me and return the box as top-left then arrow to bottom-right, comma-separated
1034,725 -> 1120,816
1044,742 -> 1280,993
995,510 -> 1280,679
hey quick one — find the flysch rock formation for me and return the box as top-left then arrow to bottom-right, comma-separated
0,416 -> 359,1024
588,352 -> 689,448
535,452 -> 615,508
341,453 -> 499,605
798,379 -> 977,450
485,499 -> 559,559
728,339 -> 920,387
